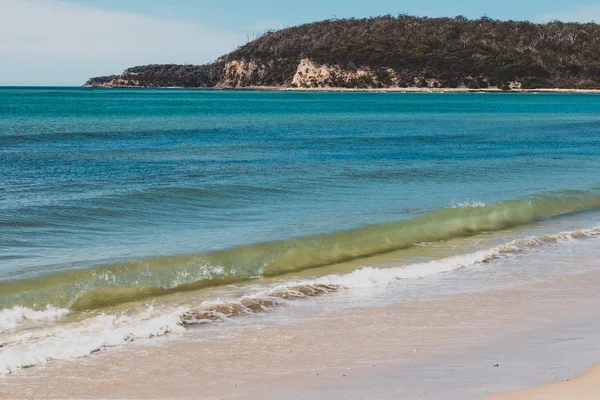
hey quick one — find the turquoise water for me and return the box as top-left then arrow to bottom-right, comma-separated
1,88 -> 600,310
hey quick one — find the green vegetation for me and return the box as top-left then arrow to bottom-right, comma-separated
85,15 -> 600,89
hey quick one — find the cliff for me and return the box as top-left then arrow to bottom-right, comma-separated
84,15 -> 600,90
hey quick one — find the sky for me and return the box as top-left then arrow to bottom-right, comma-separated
1,0 -> 600,86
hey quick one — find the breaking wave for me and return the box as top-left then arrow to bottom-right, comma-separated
1,191 -> 600,312
1,224 -> 599,374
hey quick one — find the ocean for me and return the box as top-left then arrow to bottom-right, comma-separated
1,87 -> 600,374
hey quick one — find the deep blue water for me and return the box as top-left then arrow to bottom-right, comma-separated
1,88 -> 600,281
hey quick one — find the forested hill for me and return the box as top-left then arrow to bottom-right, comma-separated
85,15 -> 600,90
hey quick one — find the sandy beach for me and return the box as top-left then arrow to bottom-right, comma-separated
489,365 -> 600,400
3,88 -> 600,400
2,241 -> 600,399
84,84 -> 600,93
238,86 -> 600,93
5,5 -> 600,399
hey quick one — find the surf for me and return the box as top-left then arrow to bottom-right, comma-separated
1,190 -> 599,312
1,223 -> 599,374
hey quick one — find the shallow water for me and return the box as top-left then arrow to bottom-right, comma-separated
3,228 -> 600,399
1,88 -> 600,373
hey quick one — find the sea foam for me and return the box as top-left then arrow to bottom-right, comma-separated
0,306 -> 184,374
1,225 -> 599,374
0,305 -> 69,333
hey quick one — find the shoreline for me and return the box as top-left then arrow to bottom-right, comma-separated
3,244 -> 600,399
488,365 -> 600,400
5,79 -> 600,400
81,85 -> 600,93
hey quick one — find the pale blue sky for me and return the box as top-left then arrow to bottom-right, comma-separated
1,0 -> 599,85
60,0 -> 599,31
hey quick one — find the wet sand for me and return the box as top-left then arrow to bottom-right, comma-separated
489,365 -> 600,400
2,261 -> 600,399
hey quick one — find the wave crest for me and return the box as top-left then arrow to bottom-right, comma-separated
1,225 -> 598,374
1,191 -> 600,312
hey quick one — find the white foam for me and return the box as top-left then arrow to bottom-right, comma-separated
450,200 -> 486,208
3,251 -> 496,374
250,249 -> 495,298
0,305 -> 70,333
316,250 -> 494,288
0,305 -> 185,374
1,225 -> 598,374
262,225 -> 600,295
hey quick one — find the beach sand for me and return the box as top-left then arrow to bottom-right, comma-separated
84,83 -> 600,93
2,254 -> 600,399
488,365 -> 600,400
242,86 -> 600,93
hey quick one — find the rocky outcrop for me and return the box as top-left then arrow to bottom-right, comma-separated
84,58 -> 521,90
218,60 -> 268,87
84,73 -> 140,88
291,59 -> 446,89
84,59 -> 489,89
84,64 -> 224,88
291,59 -> 372,88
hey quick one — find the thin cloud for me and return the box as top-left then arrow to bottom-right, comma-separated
0,0 -> 243,85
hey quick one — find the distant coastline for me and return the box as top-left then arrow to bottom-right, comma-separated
81,85 -> 600,93
84,15 -> 600,91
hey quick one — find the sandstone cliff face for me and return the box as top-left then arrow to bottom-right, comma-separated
84,58 -> 510,90
290,59 -> 444,89
292,58 -> 374,87
218,60 -> 268,87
